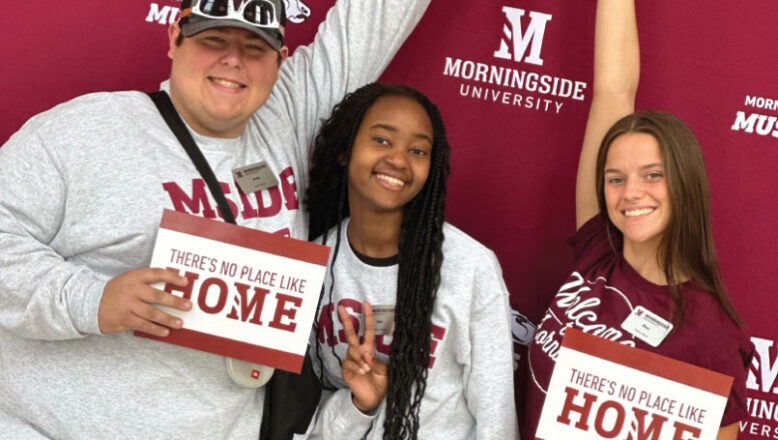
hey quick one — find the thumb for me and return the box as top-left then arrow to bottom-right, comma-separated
372,358 -> 388,375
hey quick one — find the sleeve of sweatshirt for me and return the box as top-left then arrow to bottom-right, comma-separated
466,251 -> 520,440
308,388 -> 382,439
274,0 -> 431,158
0,123 -> 105,340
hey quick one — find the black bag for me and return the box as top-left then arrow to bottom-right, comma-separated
260,350 -> 323,439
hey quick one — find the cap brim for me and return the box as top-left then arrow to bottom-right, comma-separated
181,19 -> 283,51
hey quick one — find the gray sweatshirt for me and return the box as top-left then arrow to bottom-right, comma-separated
309,219 -> 519,440
0,1 -> 429,438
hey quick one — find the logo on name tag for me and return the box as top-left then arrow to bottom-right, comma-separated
620,305 -> 673,347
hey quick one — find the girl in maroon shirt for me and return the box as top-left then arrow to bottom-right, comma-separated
523,0 -> 751,438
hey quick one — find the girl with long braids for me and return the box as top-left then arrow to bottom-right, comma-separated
523,0 -> 751,438
304,83 -> 518,439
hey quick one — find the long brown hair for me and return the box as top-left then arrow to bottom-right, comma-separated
595,111 -> 743,327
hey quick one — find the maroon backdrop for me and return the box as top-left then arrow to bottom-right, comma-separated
2,0 -> 777,436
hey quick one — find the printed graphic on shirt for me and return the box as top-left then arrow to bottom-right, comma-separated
317,299 -> 447,369
530,270 -> 637,393
161,167 -> 298,235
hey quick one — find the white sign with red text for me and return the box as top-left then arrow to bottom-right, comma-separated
536,329 -> 733,440
135,210 -> 330,373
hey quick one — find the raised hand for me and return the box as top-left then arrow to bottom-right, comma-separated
338,302 -> 388,413
575,0 -> 640,229
98,268 -> 192,337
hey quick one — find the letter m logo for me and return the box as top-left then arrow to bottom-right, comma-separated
747,336 -> 778,394
146,3 -> 181,25
493,7 -> 552,66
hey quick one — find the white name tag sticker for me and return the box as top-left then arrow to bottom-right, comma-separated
233,161 -> 279,194
371,305 -> 395,336
621,305 -> 673,347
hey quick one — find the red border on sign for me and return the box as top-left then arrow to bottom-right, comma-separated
135,328 -> 304,373
159,209 -> 330,266
562,329 -> 733,397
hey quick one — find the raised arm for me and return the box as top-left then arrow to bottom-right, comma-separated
274,0 -> 431,159
576,0 -> 640,229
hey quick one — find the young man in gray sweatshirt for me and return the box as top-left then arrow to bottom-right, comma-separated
0,0 -> 430,437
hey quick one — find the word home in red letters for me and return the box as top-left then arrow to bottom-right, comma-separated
135,210 -> 329,373
535,329 -> 733,440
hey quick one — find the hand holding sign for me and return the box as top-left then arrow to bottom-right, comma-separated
99,268 -> 192,337
137,210 -> 329,373
338,302 -> 388,413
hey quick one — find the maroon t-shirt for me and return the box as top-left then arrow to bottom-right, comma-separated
522,215 -> 752,439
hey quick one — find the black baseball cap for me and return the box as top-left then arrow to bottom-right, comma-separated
179,0 -> 286,51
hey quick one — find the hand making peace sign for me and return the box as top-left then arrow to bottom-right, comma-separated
337,302 -> 389,413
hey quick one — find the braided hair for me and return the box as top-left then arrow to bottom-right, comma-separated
306,83 -> 451,439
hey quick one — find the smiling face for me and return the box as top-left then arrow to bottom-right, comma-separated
167,24 -> 289,138
347,95 -> 434,217
603,132 -> 671,251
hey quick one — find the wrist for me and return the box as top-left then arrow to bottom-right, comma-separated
351,392 -> 379,415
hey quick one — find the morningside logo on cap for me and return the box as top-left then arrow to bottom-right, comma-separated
179,0 -> 286,50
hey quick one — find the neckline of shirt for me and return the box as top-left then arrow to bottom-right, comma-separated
340,218 -> 399,267
158,79 -> 247,153
347,238 -> 399,267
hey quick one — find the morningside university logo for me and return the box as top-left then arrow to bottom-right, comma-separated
442,4 -> 588,115
743,336 -> 778,438
144,0 -> 314,26
731,94 -> 778,140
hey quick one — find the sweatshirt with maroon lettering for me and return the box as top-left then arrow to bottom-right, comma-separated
307,219 -> 519,440
0,0 -> 430,438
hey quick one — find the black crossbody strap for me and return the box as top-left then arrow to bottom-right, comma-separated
147,90 -> 237,224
